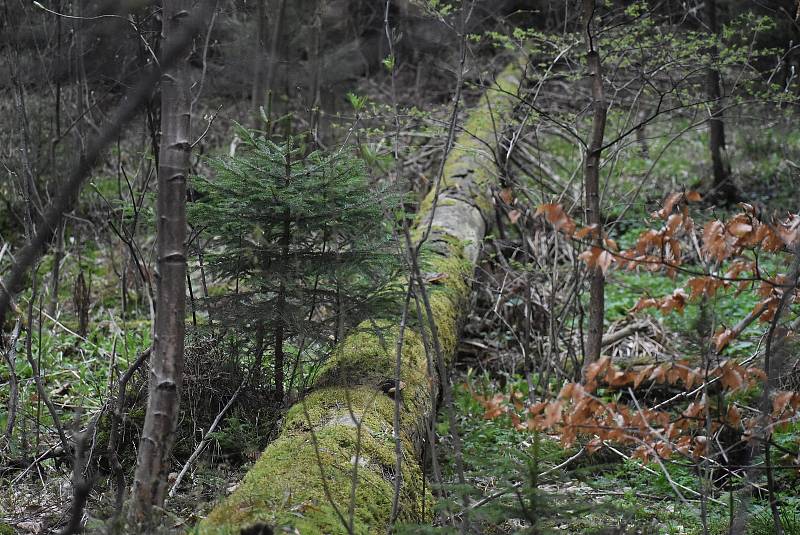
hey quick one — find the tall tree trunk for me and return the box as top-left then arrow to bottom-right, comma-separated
130,0 -> 192,525
704,0 -> 736,203
581,0 -> 607,379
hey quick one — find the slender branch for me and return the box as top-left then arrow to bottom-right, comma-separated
2,320 -> 22,444
168,377 -> 246,497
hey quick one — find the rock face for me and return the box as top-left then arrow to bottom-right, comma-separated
195,61 -> 523,535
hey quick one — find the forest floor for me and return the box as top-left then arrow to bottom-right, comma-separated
2,79 -> 800,535
414,258 -> 800,534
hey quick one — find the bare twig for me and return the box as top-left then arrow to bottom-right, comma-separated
190,104 -> 223,148
59,417 -> 97,535
2,320 -> 22,445
168,376 -> 246,497
107,347 -> 151,519
25,275 -> 69,454
190,1 -> 219,112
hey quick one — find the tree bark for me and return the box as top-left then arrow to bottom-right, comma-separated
196,60 -> 525,535
130,0 -> 192,525
581,0 -> 607,379
704,0 -> 736,203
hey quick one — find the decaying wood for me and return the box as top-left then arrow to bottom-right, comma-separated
600,321 -> 650,348
196,60 -> 524,534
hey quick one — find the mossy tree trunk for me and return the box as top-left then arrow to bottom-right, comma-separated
195,61 -> 523,535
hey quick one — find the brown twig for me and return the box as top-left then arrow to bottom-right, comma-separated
107,347 -> 151,519
2,319 -> 22,445
59,417 -> 97,535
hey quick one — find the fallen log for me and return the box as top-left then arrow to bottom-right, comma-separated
195,60 -> 523,535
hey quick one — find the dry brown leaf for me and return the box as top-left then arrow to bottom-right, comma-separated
713,328 -> 734,352
585,355 -> 612,385
727,405 -> 741,427
535,203 -> 577,235
720,362 -> 745,392
685,190 -> 702,202
575,224 -> 599,240
772,391 -> 798,416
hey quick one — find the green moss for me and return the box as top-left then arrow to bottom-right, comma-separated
197,59 -> 520,534
282,386 -> 394,436
415,61 -> 523,222
197,418 -> 429,534
0,523 -> 14,535
199,325 -> 437,534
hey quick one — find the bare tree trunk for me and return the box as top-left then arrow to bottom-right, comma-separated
581,0 -> 607,379
704,0 -> 736,203
73,269 -> 90,338
130,0 -> 192,525
273,208 -> 291,401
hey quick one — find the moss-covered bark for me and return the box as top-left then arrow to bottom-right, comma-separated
195,61 -> 523,535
